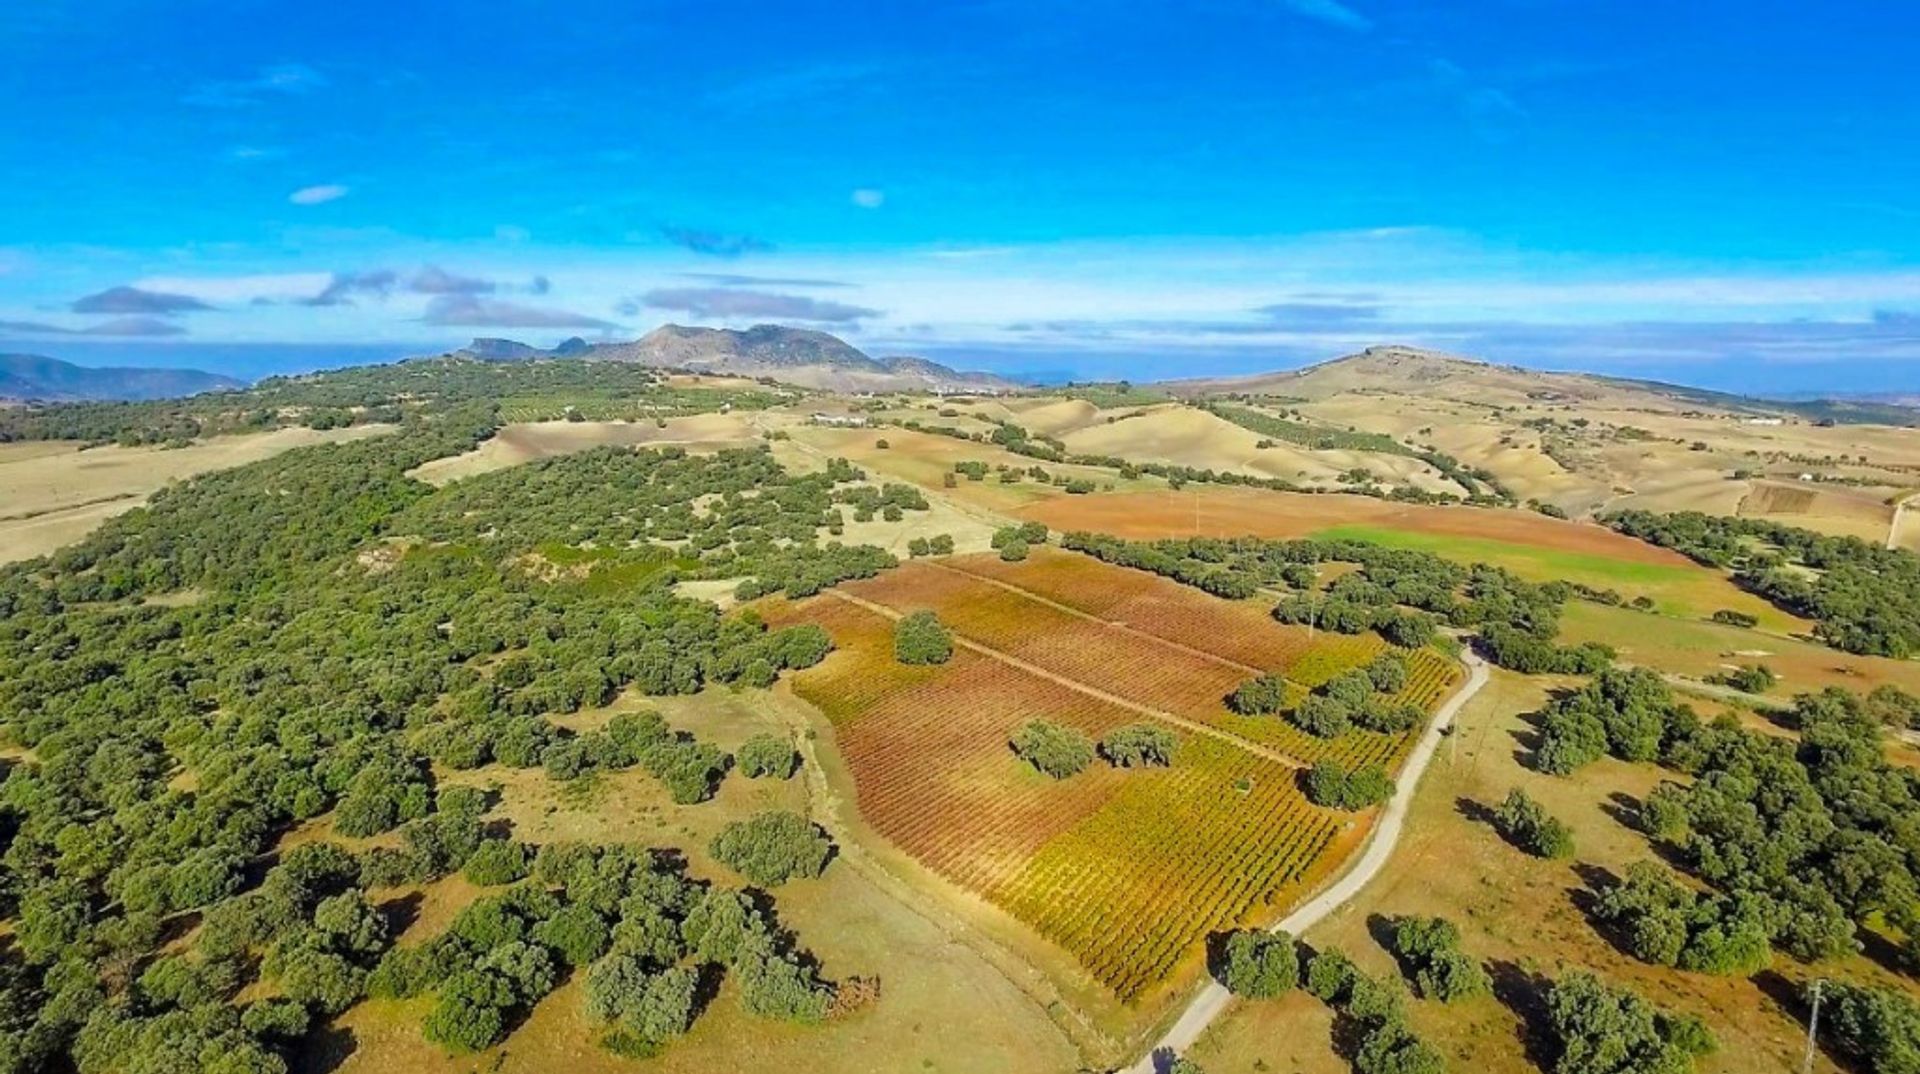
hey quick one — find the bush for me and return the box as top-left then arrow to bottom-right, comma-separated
1101,723 -> 1177,767
1388,916 -> 1489,1002
997,538 -> 1030,562
1545,970 -> 1714,1074
1710,609 -> 1760,628
1227,673 -> 1288,716
464,840 -> 532,886
1492,788 -> 1574,859
1292,695 -> 1353,737
1217,929 -> 1298,997
737,733 -> 800,779
710,811 -> 833,887
893,610 -> 953,665
1305,761 -> 1393,810
1011,720 -> 1094,779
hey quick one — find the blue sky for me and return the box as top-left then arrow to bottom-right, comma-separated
2,0 -> 1919,389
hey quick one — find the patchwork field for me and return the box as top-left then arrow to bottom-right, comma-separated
761,551 -> 1463,1003
1018,485 -> 1795,627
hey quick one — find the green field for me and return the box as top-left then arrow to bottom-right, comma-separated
1311,522 -> 1791,625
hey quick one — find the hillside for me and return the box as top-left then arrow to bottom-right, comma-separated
1168,344 -> 1918,427
0,352 -> 241,402
454,324 -> 1017,393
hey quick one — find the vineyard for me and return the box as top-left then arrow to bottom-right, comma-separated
760,552 -> 1464,1000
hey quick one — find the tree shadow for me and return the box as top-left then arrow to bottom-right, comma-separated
1566,862 -> 1632,957
1486,958 -> 1558,1071
293,1024 -> 358,1074
377,891 -> 425,939
1600,790 -> 1643,833
1455,796 -> 1496,827
1856,924 -> 1912,980
1510,708 -> 1546,769
1752,971 -> 1860,1073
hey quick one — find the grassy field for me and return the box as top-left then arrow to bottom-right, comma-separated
0,424 -> 395,563
758,552 -> 1461,1016
308,687 -> 1078,1074
1310,522 -> 1792,625
407,414 -> 761,485
1558,601 -> 1920,698
1185,668 -> 1911,1074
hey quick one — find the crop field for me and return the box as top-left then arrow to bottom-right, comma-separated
761,553 -> 1461,1000
1018,485 -> 1794,628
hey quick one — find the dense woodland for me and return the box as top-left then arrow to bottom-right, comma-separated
0,357 -> 784,445
1605,509 -> 1920,658
0,410 -> 911,1072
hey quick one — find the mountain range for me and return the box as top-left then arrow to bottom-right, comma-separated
452,324 -> 1020,392
0,353 -> 242,403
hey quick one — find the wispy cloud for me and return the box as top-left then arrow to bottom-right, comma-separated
185,63 -> 327,107
290,184 -> 350,206
409,265 -> 496,295
1280,0 -> 1372,32
301,270 -> 398,307
0,316 -> 188,337
851,188 -> 886,209
421,295 -> 619,330
1256,301 -> 1383,326
629,287 -> 880,324
71,285 -> 212,316
680,272 -> 853,289
658,225 -> 775,257
708,61 -> 883,110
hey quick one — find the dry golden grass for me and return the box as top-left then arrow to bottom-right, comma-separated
1060,405 -> 1463,495
408,414 -> 760,485
0,424 -> 395,564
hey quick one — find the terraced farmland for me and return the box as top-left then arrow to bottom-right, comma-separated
762,552 -> 1461,1000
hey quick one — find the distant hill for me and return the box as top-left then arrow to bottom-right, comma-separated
0,352 -> 242,402
1165,344 -> 1917,427
451,324 -> 1017,392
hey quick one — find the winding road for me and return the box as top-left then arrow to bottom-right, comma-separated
1124,647 -> 1492,1074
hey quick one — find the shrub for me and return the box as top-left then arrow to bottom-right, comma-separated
893,610 -> 953,665
1292,695 -> 1353,737
1545,970 -> 1714,1074
1388,916 -> 1489,1002
1101,723 -> 1177,767
464,840 -> 532,886
710,811 -> 833,887
1227,673 -> 1288,716
1011,720 -> 1094,778
1492,788 -> 1574,859
1305,761 -> 1393,810
1217,929 -> 1298,997
737,733 -> 800,779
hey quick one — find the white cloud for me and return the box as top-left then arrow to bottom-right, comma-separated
289,184 -> 349,206
851,188 -> 886,209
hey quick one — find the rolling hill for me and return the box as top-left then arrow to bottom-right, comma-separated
453,324 -> 1018,393
0,352 -> 242,402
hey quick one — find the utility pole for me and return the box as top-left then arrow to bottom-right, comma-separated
1801,977 -> 1826,1074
